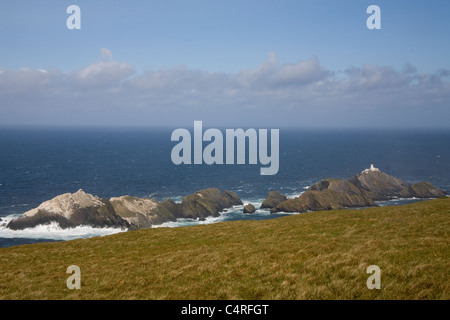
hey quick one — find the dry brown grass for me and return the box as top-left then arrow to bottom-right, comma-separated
0,198 -> 449,300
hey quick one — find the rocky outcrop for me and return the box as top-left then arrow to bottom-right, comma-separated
260,191 -> 287,209
159,199 -> 184,219
179,188 -> 242,220
7,166 -> 444,229
348,170 -> 411,200
271,166 -> 446,214
348,169 -> 446,200
410,182 -> 446,198
272,179 -> 376,213
7,188 -> 243,230
243,203 -> 256,214
109,196 -> 177,230
7,189 -> 130,230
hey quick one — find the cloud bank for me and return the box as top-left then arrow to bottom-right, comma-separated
1,50 -> 449,128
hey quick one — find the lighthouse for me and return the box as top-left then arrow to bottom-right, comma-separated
363,163 -> 380,173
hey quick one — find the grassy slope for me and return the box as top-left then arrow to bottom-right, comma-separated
0,198 -> 449,300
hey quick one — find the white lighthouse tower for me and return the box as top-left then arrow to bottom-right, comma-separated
364,163 -> 380,173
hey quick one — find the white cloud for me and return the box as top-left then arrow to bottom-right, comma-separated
74,49 -> 135,85
101,48 -> 114,60
234,55 -> 328,90
273,56 -> 328,86
268,52 -> 277,64
0,52 -> 449,128
75,61 -> 135,85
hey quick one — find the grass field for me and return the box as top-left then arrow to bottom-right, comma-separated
0,198 -> 449,300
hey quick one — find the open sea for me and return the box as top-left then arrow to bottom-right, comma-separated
0,127 -> 449,247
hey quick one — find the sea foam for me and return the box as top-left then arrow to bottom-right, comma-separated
0,214 -> 125,240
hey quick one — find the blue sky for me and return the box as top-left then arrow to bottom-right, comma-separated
0,0 -> 449,128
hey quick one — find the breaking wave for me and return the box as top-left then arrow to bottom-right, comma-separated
0,214 -> 125,241
0,194 -> 431,246
152,197 -> 298,229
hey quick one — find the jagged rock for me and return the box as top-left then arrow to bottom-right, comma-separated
159,199 -> 184,219
272,165 -> 445,213
7,188 -> 244,231
109,195 -> 177,230
10,165 -> 439,228
348,170 -> 412,200
410,182 -> 446,198
243,203 -> 256,214
271,179 -> 376,213
348,168 -> 446,200
261,191 -> 287,209
221,190 -> 243,208
7,189 -> 129,230
179,188 -> 242,219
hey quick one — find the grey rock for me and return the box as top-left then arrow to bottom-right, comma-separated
7,189 -> 129,230
272,165 -> 445,213
7,188 -> 244,230
348,168 -> 446,200
271,178 -> 376,213
179,188 -> 242,219
261,191 -> 287,209
243,203 -> 256,214
109,195 -> 176,230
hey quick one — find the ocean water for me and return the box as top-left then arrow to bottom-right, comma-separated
0,127 -> 449,247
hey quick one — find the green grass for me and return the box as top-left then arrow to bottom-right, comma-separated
0,198 -> 449,300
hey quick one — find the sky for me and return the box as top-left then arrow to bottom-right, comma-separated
0,0 -> 449,128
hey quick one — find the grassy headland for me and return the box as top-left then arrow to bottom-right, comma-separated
0,198 -> 449,300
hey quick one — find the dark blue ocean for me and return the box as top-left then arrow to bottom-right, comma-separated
1,127 -> 449,247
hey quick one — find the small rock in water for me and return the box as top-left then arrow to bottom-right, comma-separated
243,203 -> 256,214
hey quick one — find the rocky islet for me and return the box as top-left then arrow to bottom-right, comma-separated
270,165 -> 446,213
6,165 -> 446,230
